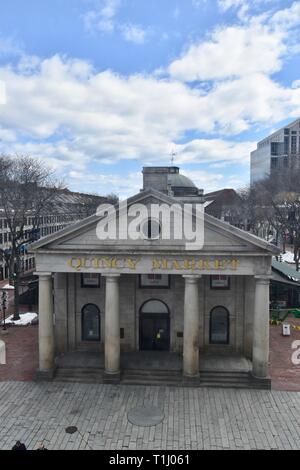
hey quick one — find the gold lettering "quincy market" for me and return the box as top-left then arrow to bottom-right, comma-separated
67,257 -> 141,271
67,257 -> 239,271
152,259 -> 239,271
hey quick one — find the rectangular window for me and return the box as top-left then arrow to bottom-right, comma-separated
284,136 -> 289,154
271,158 -> 278,169
81,273 -> 101,288
210,275 -> 230,290
139,274 -> 170,288
271,142 -> 279,156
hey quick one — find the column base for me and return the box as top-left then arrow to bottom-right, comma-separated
34,367 -> 56,381
249,372 -> 271,390
183,373 -> 200,387
104,371 -> 121,384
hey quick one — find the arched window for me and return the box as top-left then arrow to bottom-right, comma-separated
210,306 -> 229,345
82,304 -> 101,342
140,299 -> 169,314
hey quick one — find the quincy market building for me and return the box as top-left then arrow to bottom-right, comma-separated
31,167 -> 279,388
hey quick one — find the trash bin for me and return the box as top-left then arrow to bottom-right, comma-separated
282,323 -> 291,336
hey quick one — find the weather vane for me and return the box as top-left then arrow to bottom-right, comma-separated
170,149 -> 176,166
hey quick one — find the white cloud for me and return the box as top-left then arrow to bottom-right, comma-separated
0,52 -> 299,177
292,79 -> 300,89
121,24 -> 147,44
69,170 -> 142,199
1,0 -> 300,194
270,1 -> 300,29
0,81 -> 6,105
83,1 -> 150,45
181,169 -> 224,192
201,73 -> 300,134
17,55 -> 42,75
84,0 -> 121,33
218,0 -> 244,10
169,22 -> 285,82
0,35 -> 23,57
174,139 -> 255,165
169,2 -> 300,83
218,0 -> 276,19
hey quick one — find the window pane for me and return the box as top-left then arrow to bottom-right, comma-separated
141,300 -> 168,314
82,304 -> 100,341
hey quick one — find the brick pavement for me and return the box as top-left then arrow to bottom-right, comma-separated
0,326 -> 38,381
269,316 -> 300,391
0,381 -> 300,450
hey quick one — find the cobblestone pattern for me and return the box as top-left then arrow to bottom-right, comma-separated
0,326 -> 38,381
269,317 -> 300,391
0,381 -> 299,450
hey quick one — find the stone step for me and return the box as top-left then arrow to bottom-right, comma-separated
54,368 -> 104,384
199,382 -> 254,389
122,377 -> 182,385
53,367 -> 271,389
123,369 -> 181,376
200,370 -> 250,375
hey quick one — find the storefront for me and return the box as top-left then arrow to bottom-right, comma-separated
31,168 -> 279,387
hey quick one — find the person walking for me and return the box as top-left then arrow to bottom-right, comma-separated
36,443 -> 48,450
12,441 -> 27,450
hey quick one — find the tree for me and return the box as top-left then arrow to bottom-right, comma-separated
235,184 -> 271,236
0,155 -> 62,320
244,167 -> 300,270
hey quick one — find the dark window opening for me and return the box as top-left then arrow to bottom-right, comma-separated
82,304 -> 101,341
210,306 -> 229,345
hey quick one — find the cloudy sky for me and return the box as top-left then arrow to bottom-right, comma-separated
0,0 -> 300,198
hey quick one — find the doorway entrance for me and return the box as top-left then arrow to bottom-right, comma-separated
139,300 -> 170,351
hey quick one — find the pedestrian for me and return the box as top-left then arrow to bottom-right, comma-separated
36,443 -> 48,450
12,440 -> 27,450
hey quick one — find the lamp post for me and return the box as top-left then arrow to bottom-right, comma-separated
1,289 -> 8,333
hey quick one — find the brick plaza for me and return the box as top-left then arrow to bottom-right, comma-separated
0,381 -> 300,450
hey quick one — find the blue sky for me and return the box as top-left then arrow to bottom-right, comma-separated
0,0 -> 300,198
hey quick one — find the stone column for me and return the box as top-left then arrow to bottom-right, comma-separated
183,275 -> 201,377
104,274 -> 120,381
38,273 -> 55,376
252,275 -> 270,378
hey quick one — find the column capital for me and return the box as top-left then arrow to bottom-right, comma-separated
183,275 -> 202,283
254,275 -> 272,285
103,274 -> 121,281
34,272 -> 52,279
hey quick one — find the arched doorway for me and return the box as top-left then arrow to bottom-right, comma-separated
139,300 -> 170,351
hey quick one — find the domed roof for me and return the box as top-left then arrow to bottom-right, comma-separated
168,173 -> 196,188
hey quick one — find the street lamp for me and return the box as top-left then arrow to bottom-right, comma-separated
1,289 -> 8,333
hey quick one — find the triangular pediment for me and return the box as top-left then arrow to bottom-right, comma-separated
31,189 -> 279,255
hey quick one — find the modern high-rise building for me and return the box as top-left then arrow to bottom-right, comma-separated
250,118 -> 300,184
